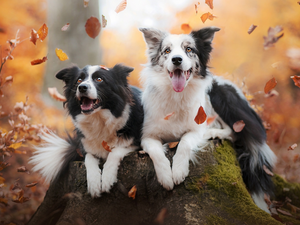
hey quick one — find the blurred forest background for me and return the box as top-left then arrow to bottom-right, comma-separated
1,0 -> 300,224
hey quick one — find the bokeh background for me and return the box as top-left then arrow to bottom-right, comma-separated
1,0 -> 300,223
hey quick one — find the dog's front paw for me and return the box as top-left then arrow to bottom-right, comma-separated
87,168 -> 102,197
154,158 -> 174,190
172,155 -> 189,185
101,168 -> 118,193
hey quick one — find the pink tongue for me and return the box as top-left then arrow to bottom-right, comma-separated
81,98 -> 93,111
171,71 -> 186,92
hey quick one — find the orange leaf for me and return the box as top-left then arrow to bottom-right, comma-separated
61,23 -> 70,31
128,185 -> 137,199
194,106 -> 207,125
168,142 -> 179,149
84,0 -> 89,7
205,0 -> 213,9
181,24 -> 192,34
26,181 -> 38,188
291,75 -> 300,88
37,23 -> 48,41
264,78 -> 277,94
85,16 -> 101,39
102,15 -> 107,28
233,120 -> 245,132
287,143 -> 297,151
164,112 -> 175,120
207,116 -> 217,125
102,140 -> 111,152
30,29 -> 39,45
55,48 -> 69,61
31,56 -> 47,65
115,0 -> 127,13
248,24 -> 257,34
201,12 -> 216,23
263,165 -> 274,176
48,87 -> 67,102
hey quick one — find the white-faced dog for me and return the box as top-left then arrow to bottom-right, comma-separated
30,64 -> 143,197
139,27 -> 276,213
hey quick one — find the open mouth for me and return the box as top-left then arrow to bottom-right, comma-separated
79,97 -> 101,114
168,68 -> 192,92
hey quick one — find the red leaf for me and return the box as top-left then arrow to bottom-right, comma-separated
181,24 -> 192,34
115,0 -> 127,13
128,185 -> 137,199
248,24 -> 257,34
31,56 -> 48,65
194,106 -> 207,124
233,120 -> 245,132
61,23 -> 70,31
201,12 -> 217,23
37,23 -> 48,41
85,16 -> 101,39
287,143 -> 297,151
164,112 -> 175,120
291,75 -> 300,88
264,78 -> 277,94
30,29 -> 39,45
102,141 -> 111,152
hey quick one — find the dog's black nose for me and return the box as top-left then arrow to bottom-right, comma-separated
172,56 -> 183,66
78,84 -> 89,93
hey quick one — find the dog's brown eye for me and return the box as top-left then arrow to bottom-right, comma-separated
186,47 -> 192,53
164,48 -> 171,54
96,77 -> 102,82
77,78 -> 83,84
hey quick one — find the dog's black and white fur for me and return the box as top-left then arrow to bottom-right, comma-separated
139,27 -> 276,213
30,64 -> 143,197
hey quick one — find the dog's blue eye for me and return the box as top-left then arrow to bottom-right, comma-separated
186,47 -> 192,53
95,77 -> 102,82
164,48 -> 171,54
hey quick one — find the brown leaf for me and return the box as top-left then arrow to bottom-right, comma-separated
25,181 -> 38,188
264,77 -> 277,94
37,23 -> 48,41
0,197 -> 8,206
83,0 -> 89,7
287,143 -> 297,151
102,141 -> 111,152
181,24 -> 192,34
277,208 -> 293,217
194,106 -> 207,125
85,16 -> 101,39
263,26 -> 284,49
61,23 -> 70,31
164,112 -> 175,120
233,120 -> 245,132
154,208 -> 168,225
30,29 -> 39,45
205,0 -> 213,9
294,154 -> 299,163
128,185 -> 137,199
168,142 -> 179,149
17,166 -> 29,173
31,56 -> 48,66
248,24 -> 257,34
195,4 -> 198,14
48,87 -> 67,102
55,48 -> 69,61
115,0 -> 127,13
12,190 -> 30,203
263,165 -> 274,176
291,75 -> 300,88
102,15 -> 107,28
201,12 -> 216,23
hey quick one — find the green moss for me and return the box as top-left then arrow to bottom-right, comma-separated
206,215 -> 231,225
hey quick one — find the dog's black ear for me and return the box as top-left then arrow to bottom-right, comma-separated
139,28 -> 167,52
112,64 -> 134,76
55,66 -> 79,83
191,27 -> 220,43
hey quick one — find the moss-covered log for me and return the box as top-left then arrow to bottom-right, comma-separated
27,141 -> 300,225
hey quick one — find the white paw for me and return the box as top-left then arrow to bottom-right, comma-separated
87,168 -> 102,197
172,155 -> 189,185
101,168 -> 118,193
204,129 -> 232,141
154,158 -> 174,190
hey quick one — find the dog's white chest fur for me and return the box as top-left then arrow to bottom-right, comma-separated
74,104 -> 132,159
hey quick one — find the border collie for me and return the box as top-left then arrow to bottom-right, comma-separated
30,64 -> 143,197
139,27 -> 276,213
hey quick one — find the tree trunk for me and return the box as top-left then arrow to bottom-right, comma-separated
42,0 -> 101,107
27,141 -> 300,225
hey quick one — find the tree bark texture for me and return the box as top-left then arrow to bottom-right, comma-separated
28,141 -> 300,225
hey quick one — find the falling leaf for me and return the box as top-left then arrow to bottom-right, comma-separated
205,0 -> 213,9
85,16 -> 101,39
291,75 -> 300,88
194,106 -> 207,124
168,142 -> 179,148
83,0 -> 89,7
61,23 -> 70,31
207,116 -> 217,125
30,29 -> 39,45
115,0 -> 127,13
264,77 -> 277,94
195,4 -> 198,14
37,23 -> 48,41
17,166 -> 29,173
128,185 -> 137,199
31,56 -> 47,65
263,165 -> 274,176
298,1 -> 300,5
48,87 -> 67,102
287,143 -> 297,151
164,112 -> 175,120
55,48 -> 69,61
264,89 -> 279,98
102,15 -> 107,28
25,182 -> 38,188
4,76 -> 13,85
154,208 -> 168,224
248,24 -> 257,34
102,140 -> 111,152
181,24 -> 192,34
233,120 -> 245,132
263,26 -> 284,50
201,12 -> 216,23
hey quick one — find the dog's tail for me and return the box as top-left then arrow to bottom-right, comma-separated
208,79 -> 276,213
29,131 -> 82,184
